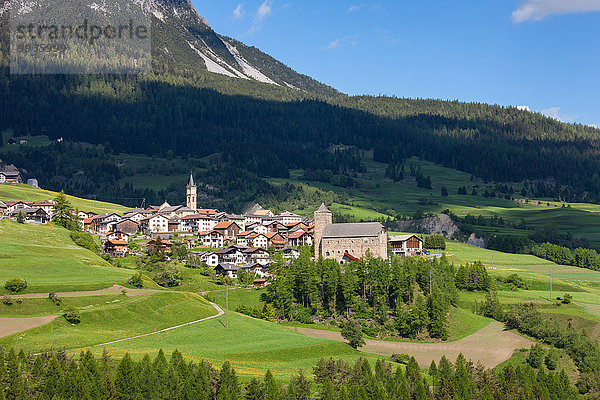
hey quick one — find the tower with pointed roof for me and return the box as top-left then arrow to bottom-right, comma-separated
186,172 -> 197,211
314,203 -> 333,259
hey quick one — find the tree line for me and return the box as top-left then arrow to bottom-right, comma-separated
0,347 -> 580,399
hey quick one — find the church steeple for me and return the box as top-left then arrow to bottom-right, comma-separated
186,171 -> 197,211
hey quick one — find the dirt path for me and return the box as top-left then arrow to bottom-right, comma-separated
11,285 -> 157,299
0,315 -> 59,338
292,321 -> 532,369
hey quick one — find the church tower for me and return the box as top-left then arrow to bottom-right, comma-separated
314,203 -> 332,259
186,172 -> 197,211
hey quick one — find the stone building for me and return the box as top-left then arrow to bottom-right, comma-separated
186,172 -> 197,211
314,204 -> 388,263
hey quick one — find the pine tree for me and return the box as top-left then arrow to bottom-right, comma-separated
115,353 -> 138,400
263,370 -> 280,400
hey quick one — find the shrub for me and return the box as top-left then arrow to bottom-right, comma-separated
4,278 -> 27,293
504,274 -> 529,290
48,292 -> 62,305
562,293 -> 572,304
391,353 -> 411,364
63,307 -> 81,324
2,295 -> 13,306
70,231 -> 100,254
151,266 -> 183,287
127,272 -> 144,288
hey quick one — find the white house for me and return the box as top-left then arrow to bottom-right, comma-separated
278,211 -> 303,225
390,235 -> 423,257
140,214 -> 170,234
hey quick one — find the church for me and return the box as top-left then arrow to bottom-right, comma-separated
314,204 -> 388,263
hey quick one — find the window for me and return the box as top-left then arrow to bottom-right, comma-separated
326,251 -> 330,256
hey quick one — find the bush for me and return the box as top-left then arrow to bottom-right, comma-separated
391,353 -> 411,364
424,234 -> 446,250
2,295 -> 13,306
4,278 -> 27,293
127,272 -> 144,288
70,231 -> 100,254
151,266 -> 183,287
48,292 -> 62,305
504,274 -> 529,290
63,307 -> 81,324
293,306 -> 313,324
562,293 -> 572,304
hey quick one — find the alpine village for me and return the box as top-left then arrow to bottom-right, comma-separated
1,0 -> 600,399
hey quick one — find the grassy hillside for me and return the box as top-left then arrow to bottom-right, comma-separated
0,184 -> 128,215
0,220 -> 135,293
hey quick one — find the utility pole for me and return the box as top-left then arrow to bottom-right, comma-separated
226,280 -> 229,330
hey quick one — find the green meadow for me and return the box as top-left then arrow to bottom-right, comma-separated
0,184 -> 128,215
0,220 -> 137,293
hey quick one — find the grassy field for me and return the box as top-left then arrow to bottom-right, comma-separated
0,292 -> 215,353
81,311 -> 384,380
0,220 -> 137,293
0,184 -> 128,215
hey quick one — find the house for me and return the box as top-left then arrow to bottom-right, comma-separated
91,213 -> 122,236
122,209 -> 152,222
104,240 -> 129,257
19,139 -> 27,145
265,221 -> 288,235
215,247 -> 246,265
0,171 -> 22,184
280,246 -> 300,259
198,251 -> 219,267
106,230 -> 131,242
278,211 -> 303,225
159,205 -> 196,219
5,201 -> 32,213
83,217 -> 93,232
215,263 -> 239,279
314,204 -> 387,263
0,201 -> 7,215
390,235 -> 423,257
213,221 -> 241,241
9,207 -> 50,224
253,278 -> 268,287
247,223 -> 267,235
168,218 -> 183,232
265,232 -> 287,249
247,233 -> 268,248
147,239 -> 173,252
140,214 -> 170,234
31,200 -> 55,218
226,214 -> 246,231
198,230 -> 224,248
112,218 -> 139,235
288,230 -> 313,247
27,178 -> 39,187
235,231 -> 254,246
242,247 -> 271,265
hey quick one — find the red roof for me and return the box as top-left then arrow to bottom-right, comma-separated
197,209 -> 218,215
83,218 -> 93,224
288,230 -> 306,239
343,252 -> 359,262
105,240 -> 129,246
214,221 -> 236,230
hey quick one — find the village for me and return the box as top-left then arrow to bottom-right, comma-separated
0,172 -> 425,282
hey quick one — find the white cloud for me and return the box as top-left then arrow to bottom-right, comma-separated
512,0 -> 600,23
326,39 -> 340,49
348,5 -> 362,12
233,4 -> 244,20
516,105 -> 531,111
256,0 -> 272,22
541,107 -> 579,123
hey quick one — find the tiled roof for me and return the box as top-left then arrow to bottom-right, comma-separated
322,222 -> 384,238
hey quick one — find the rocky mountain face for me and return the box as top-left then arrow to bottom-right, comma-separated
0,0 -> 337,95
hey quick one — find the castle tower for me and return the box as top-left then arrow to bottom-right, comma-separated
186,172 -> 197,211
313,203 -> 332,259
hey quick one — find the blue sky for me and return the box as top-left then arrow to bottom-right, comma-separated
191,0 -> 600,126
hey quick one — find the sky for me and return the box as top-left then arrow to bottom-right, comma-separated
191,0 -> 600,127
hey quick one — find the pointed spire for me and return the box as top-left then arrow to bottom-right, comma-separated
317,203 -> 330,213
187,171 -> 195,187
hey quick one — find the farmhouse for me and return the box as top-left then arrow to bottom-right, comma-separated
390,234 -> 423,257
104,240 -> 129,257
0,171 -> 22,184
314,204 -> 387,263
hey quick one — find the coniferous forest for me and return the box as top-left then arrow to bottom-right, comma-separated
0,347 -> 580,400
